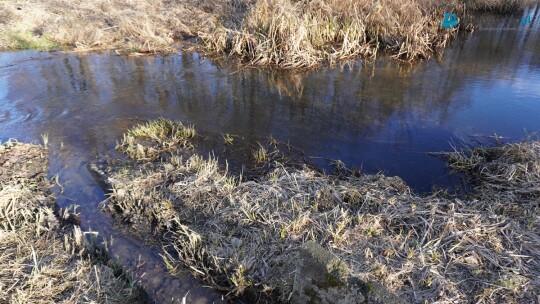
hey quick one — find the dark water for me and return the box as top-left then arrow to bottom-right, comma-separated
1,7 -> 539,303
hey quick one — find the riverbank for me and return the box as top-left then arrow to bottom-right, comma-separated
0,141 -> 146,303
0,0 -> 534,66
94,119 -> 540,303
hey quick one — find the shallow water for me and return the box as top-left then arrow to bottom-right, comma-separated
0,7 -> 539,303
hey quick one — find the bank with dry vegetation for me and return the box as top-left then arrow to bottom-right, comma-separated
0,0 -> 535,66
93,119 -> 540,303
0,141 -> 145,303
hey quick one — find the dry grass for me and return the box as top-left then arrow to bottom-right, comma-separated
0,0 -> 531,65
202,0 -> 461,67
202,0 -> 535,67
99,120 -> 540,303
0,0 -> 245,53
252,143 -> 269,163
0,141 -> 145,303
446,139 -> 540,227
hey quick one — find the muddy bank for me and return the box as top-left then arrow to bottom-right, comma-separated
0,0 -> 536,66
0,141 -> 146,303
93,119 -> 540,303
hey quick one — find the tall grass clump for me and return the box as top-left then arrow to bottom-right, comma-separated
0,141 -> 145,303
446,140 -> 540,224
97,121 -> 540,303
116,118 -> 196,160
202,0 -> 459,67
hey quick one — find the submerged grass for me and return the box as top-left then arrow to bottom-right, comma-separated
98,120 -> 540,303
0,141 -> 145,303
252,143 -> 269,163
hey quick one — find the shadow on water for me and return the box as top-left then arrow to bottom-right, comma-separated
0,7 -> 539,303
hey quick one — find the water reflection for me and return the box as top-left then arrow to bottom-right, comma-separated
0,8 -> 539,302
1,11 -> 540,189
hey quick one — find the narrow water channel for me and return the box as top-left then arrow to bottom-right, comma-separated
0,7 -> 539,303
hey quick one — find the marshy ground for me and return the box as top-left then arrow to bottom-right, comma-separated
92,119 -> 540,303
0,0 -> 535,66
0,141 -> 146,303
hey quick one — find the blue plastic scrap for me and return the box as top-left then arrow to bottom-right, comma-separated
521,15 -> 531,26
441,13 -> 459,29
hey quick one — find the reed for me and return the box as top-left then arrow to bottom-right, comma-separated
201,0 -> 463,67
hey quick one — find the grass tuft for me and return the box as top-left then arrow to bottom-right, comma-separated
116,118 -> 196,160
252,143 -> 268,163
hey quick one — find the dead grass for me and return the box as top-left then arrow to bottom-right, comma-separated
0,0 -> 245,53
0,0 -> 531,65
99,120 -> 540,303
202,0 -> 535,67
0,141 -> 145,303
202,0 -> 461,67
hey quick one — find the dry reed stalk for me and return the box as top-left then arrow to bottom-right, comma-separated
99,120 -> 540,303
201,0 -> 464,67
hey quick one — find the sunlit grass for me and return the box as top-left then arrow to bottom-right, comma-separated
222,133 -> 234,145
116,118 -> 196,160
252,143 -> 268,163
5,31 -> 60,51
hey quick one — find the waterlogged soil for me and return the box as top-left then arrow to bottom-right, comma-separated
0,10 -> 539,303
0,142 -> 149,303
0,142 -> 47,181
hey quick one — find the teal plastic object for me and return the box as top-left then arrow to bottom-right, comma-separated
441,13 -> 459,29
